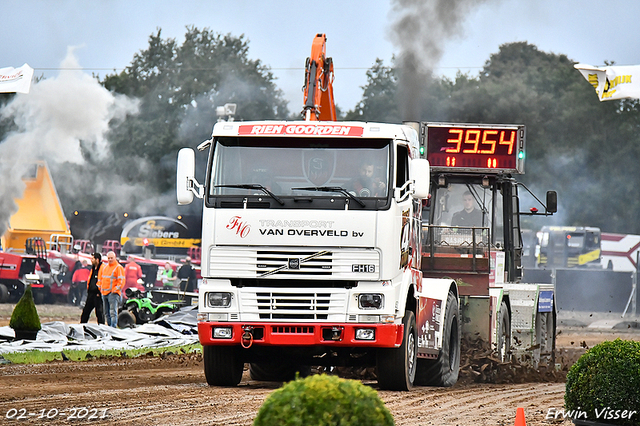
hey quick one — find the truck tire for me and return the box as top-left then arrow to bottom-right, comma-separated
0,284 -> 9,303
536,309 -> 556,368
203,345 -> 244,386
496,301 -> 511,362
414,291 -> 460,387
376,310 -> 417,391
249,363 -> 310,382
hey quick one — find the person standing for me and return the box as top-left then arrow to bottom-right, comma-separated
177,256 -> 197,292
70,259 -> 91,306
124,256 -> 144,293
99,250 -> 125,327
161,262 -> 176,289
80,253 -> 105,324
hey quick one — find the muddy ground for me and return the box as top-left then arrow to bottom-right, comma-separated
1,304 -> 639,426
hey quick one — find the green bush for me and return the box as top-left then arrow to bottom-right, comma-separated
565,339 -> 640,425
9,284 -> 41,331
253,374 -> 394,426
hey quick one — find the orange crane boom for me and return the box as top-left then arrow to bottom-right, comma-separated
302,33 -> 336,121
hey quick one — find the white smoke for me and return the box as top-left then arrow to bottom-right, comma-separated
0,47 -> 139,236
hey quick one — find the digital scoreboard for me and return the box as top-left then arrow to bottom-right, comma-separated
423,123 -> 525,174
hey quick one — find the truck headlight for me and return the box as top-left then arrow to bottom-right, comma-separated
213,327 -> 233,339
207,292 -> 232,307
355,328 -> 376,340
358,293 -> 383,309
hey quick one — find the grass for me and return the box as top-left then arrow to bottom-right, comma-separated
0,343 -> 202,365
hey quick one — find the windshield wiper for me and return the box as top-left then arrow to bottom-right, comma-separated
214,184 -> 285,205
291,186 -> 366,207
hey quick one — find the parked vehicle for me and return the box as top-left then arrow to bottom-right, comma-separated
117,287 -> 181,328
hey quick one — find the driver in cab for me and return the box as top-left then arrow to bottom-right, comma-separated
349,160 -> 386,197
451,191 -> 483,227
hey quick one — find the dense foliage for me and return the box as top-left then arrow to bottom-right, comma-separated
253,374 -> 394,426
9,284 -> 41,332
565,339 -> 640,425
350,42 -> 640,233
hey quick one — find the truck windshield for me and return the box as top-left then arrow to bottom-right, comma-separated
208,137 -> 391,199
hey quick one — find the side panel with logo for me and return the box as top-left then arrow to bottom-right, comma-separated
214,211 -> 377,247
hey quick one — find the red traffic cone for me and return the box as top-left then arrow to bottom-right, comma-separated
514,407 -> 527,426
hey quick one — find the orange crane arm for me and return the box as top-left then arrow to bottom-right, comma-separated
302,33 -> 336,121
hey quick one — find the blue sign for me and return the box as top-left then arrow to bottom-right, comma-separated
538,290 -> 554,313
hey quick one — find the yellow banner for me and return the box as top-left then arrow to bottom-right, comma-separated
121,237 -> 201,248
575,63 -> 640,101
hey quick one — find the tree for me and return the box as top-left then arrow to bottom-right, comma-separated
348,41 -> 640,233
79,27 -> 291,213
345,59 -> 399,123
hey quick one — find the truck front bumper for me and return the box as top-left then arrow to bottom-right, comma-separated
198,322 -> 404,348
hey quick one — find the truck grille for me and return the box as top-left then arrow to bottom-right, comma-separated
240,289 -> 347,321
208,247 -> 380,280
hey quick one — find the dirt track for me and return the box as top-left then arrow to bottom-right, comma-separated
1,304 -> 639,425
0,354 -> 571,426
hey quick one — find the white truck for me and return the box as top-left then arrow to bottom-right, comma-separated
176,120 -> 558,390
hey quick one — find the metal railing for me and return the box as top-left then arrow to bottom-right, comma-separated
421,225 -> 491,273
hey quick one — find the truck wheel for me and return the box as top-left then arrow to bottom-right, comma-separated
249,363 -> 310,382
536,309 -> 556,368
118,311 -> 136,329
376,310 -> 417,391
203,345 -> 244,386
496,301 -> 511,362
415,292 -> 460,387
0,284 -> 9,303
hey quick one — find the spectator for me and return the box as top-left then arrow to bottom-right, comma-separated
177,256 -> 197,292
124,257 -> 144,294
70,259 -> 90,306
80,253 -> 105,324
98,250 -> 125,328
161,262 -> 176,289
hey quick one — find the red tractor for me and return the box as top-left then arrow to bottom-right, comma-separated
0,251 -> 42,303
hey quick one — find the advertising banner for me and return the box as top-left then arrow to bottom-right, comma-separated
575,63 -> 640,101
0,64 -> 34,94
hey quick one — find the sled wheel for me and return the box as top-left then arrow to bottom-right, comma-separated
249,363 -> 310,382
0,284 -> 9,303
376,310 -> 417,391
117,311 -> 136,329
415,291 -> 460,387
496,301 -> 511,362
33,289 -> 45,305
203,345 -> 244,386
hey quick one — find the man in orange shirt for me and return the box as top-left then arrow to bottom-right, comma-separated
124,257 -> 144,294
98,250 -> 125,328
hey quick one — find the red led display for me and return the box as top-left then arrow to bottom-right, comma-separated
425,123 -> 525,173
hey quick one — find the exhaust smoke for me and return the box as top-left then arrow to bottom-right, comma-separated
389,0 -> 497,120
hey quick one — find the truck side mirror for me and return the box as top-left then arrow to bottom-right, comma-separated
410,158 -> 430,199
546,190 -> 557,214
177,148 -> 196,205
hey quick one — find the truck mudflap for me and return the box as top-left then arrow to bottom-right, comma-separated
198,322 -> 404,348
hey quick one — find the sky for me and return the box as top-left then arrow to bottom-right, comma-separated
4,0 -> 640,114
